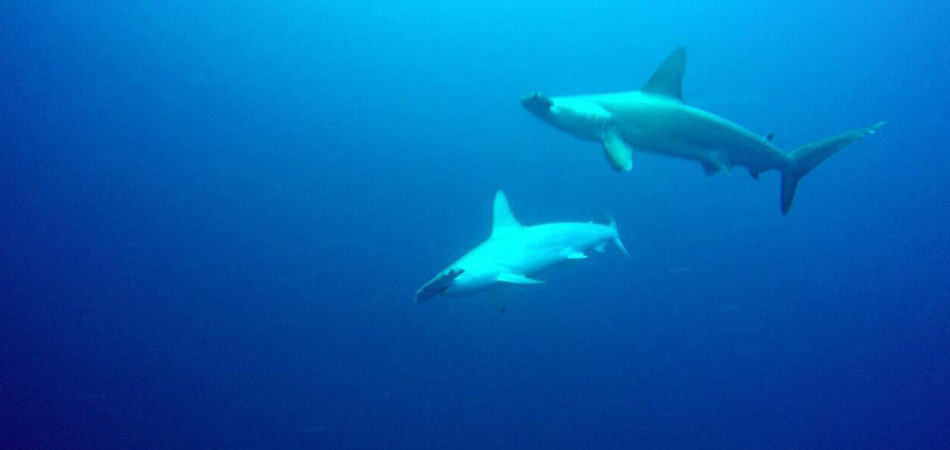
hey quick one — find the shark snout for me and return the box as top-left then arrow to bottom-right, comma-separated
414,268 -> 466,303
414,287 -> 437,303
520,92 -> 553,116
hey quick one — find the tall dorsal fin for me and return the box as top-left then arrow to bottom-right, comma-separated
641,47 -> 686,100
492,190 -> 522,236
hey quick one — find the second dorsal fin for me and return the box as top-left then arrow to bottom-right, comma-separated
641,47 -> 686,101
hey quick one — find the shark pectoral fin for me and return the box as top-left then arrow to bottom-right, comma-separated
700,154 -> 730,176
488,293 -> 508,314
497,273 -> 544,285
594,243 -> 607,253
700,161 -> 720,176
566,252 -> 588,260
602,130 -> 634,172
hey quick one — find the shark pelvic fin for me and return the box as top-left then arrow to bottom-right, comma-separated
492,190 -> 522,236
641,47 -> 686,100
497,273 -> 544,285
602,129 -> 634,171
594,242 -> 607,253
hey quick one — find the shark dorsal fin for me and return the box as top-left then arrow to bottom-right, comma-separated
641,47 -> 686,100
492,190 -> 522,236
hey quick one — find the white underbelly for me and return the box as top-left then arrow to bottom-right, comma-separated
617,121 -> 786,170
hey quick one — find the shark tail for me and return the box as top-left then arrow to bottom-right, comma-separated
607,216 -> 629,256
780,122 -> 885,215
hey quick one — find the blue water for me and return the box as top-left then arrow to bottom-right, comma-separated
2,1 -> 948,449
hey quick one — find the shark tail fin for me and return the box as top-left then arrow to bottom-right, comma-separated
780,122 -> 885,215
607,216 -> 629,256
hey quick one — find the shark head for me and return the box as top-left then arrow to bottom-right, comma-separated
415,267 -> 502,302
414,268 -> 466,302
415,191 -> 526,303
521,92 -> 613,142
520,92 -> 554,118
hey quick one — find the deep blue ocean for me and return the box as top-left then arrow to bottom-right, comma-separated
2,1 -> 948,449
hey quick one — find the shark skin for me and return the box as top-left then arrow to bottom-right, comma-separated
415,191 -> 627,311
521,47 -> 885,215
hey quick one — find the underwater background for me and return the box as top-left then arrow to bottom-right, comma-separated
2,1 -> 949,449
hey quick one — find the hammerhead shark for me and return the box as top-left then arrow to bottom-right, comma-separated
521,47 -> 884,214
415,191 -> 627,311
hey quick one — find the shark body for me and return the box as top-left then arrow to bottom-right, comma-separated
415,191 -> 627,311
521,47 -> 884,215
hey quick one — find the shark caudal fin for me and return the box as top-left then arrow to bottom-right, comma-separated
780,122 -> 885,215
607,216 -> 629,256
